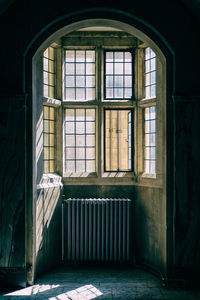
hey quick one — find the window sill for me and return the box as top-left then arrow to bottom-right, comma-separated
141,173 -> 156,179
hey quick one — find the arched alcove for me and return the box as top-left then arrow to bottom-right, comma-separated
25,10 -> 174,284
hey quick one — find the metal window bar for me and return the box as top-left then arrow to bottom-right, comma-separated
64,108 -> 96,173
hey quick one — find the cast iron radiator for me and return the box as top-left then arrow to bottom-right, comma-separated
62,198 -> 133,263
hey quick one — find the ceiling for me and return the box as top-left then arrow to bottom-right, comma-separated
0,0 -> 200,17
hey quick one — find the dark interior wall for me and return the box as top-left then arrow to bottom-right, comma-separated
0,0 -> 200,285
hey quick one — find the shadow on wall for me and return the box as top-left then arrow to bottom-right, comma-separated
35,175 -> 63,276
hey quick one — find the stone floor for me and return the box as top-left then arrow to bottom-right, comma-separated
0,266 -> 200,299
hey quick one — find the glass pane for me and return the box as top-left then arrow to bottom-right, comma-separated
86,76 -> 95,87
106,76 -> 113,87
151,85 -> 156,98
145,134 -> 150,146
114,88 -> 123,98
145,60 -> 150,73
49,107 -> 55,120
145,73 -> 150,86
150,147 -> 156,159
125,76 -> 132,87
76,148 -> 85,159
43,120 -> 49,132
125,63 -> 132,74
145,108 -> 150,120
43,106 -> 49,118
150,49 -> 156,58
114,76 -> 123,87
66,135 -> 75,146
76,161 -> 85,172
49,134 -> 54,146
76,135 -> 85,146
43,71 -> 48,84
106,63 -> 113,74
86,50 -> 95,62
145,120 -> 150,133
49,47 -> 54,60
49,121 -> 55,133
76,122 -> 85,134
125,52 -> 132,62
115,63 -> 123,74
151,71 -> 156,84
86,109 -> 95,121
145,160 -> 150,173
125,88 -> 132,98
86,135 -> 95,146
44,148 -> 49,159
76,76 -> 85,87
65,122 -> 75,134
49,86 -> 54,98
150,160 -> 156,174
86,160 -> 95,172
76,88 -> 85,100
43,58 -> 48,71
145,47 -> 151,60
76,63 -> 85,75
115,52 -> 123,62
66,50 -> 75,62
66,88 -> 75,100
150,120 -> 156,132
145,147 -> 150,159
150,133 -> 156,146
86,122 -> 95,133
66,63 -> 75,75
66,148 -> 75,159
66,160 -> 75,172
86,88 -> 95,100
49,60 -> 54,73
86,148 -> 95,159
66,76 -> 75,87
49,160 -> 55,173
43,48 -> 48,58
76,109 -> 85,121
150,106 -> 156,119
145,86 -> 150,98
151,58 -> 156,71
65,109 -> 75,120
106,88 -> 113,98
43,134 -> 49,146
86,63 -> 95,74
49,148 -> 54,159
106,52 -> 113,62
76,51 -> 85,62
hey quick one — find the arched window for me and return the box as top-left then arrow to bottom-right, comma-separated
41,27 -> 162,185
